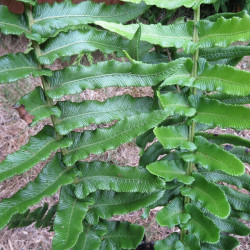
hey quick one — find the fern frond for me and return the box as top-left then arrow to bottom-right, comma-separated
52,186 -> 94,250
86,190 -> 164,224
63,109 -> 173,166
0,126 -> 72,182
189,97 -> 250,130
0,153 -> 76,230
46,58 -> 190,99
17,87 -> 61,126
181,173 -> 230,218
56,95 -> 158,135
73,161 -> 165,199
147,160 -> 195,185
32,1 -> 148,40
0,52 -> 51,84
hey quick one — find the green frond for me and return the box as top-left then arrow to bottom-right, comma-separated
73,223 -> 106,250
38,29 -> 130,65
0,153 -> 76,230
146,160 -> 195,185
182,136 -> 245,176
189,96 -> 250,130
156,197 -> 191,228
202,234 -> 239,250
0,6 -> 39,40
154,233 -> 180,250
223,145 -> 250,164
139,142 -> 169,166
195,62 -> 250,96
175,234 -> 201,250
195,15 -> 250,52
117,0 -> 216,10
95,21 -> 194,50
219,185 -> 250,213
0,126 -> 72,183
158,92 -> 196,117
0,52 -> 51,84
207,213 -> 250,236
18,0 -> 36,6
196,132 -> 250,148
73,161 -> 165,199
183,204 -> 220,243
17,87 -> 61,126
181,173 -> 230,218
45,58 -> 190,100
206,92 -> 250,105
32,1 -> 148,40
8,203 -> 56,229
52,186 -> 94,250
56,95 -> 158,135
200,170 -> 250,191
99,221 -> 144,250
86,190 -> 164,225
63,109 -> 173,166
154,125 -> 197,151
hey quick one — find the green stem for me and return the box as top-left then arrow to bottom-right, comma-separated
180,5 -> 200,242
24,4 -> 67,155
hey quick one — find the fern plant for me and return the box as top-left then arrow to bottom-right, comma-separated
0,0 -> 250,249
96,0 -> 250,249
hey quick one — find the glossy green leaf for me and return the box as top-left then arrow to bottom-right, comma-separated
86,190 -> 164,225
17,87 -> 61,126
156,197 -> 190,228
0,5 -> 39,40
56,95 -> 158,135
0,52 -> 51,84
142,186 -> 182,219
32,1 -> 148,40
200,170 -> 250,191
147,160 -> 194,185
189,96 -> 250,130
219,185 -> 250,213
154,233 -> 180,250
0,126 -> 72,182
223,145 -> 250,164
38,29 -> 131,65
139,141 -> 169,166
158,92 -> 196,117
73,161 -> 165,199
154,125 -> 196,151
195,62 -> 250,96
45,58 -> 191,100
207,213 -> 250,236
100,220 -> 144,250
0,153 -> 76,230
196,132 -> 250,148
206,92 -> 250,105
183,204 -> 220,243
95,21 -> 193,50
195,15 -> 250,52
73,223 -> 106,250
126,25 -> 141,61
181,173 -> 230,218
175,234 -> 201,250
182,136 -> 245,176
52,186 -> 94,250
202,233 -> 239,250
63,109 -> 173,166
113,0 -> 216,10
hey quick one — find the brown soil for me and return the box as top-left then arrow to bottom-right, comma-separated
0,34 -> 249,250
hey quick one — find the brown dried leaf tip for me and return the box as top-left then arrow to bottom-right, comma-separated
13,104 -> 34,125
